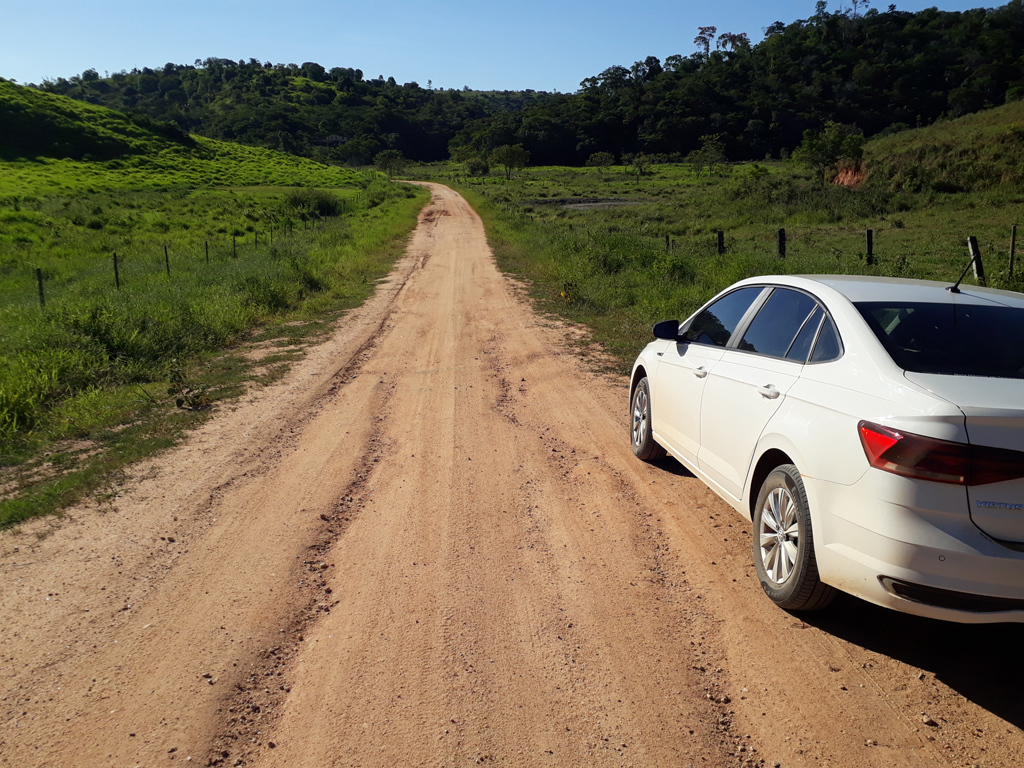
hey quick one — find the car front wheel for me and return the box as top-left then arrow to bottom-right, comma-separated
752,464 -> 836,611
631,377 -> 666,461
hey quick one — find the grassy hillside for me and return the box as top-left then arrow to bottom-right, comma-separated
0,81 -> 429,526
0,80 -> 368,196
0,76 -> 191,161
863,99 -> 1024,193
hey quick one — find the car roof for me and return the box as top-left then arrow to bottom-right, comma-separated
738,274 -> 1024,308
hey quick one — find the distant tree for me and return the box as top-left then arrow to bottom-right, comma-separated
716,32 -> 750,53
792,122 -> 864,183
374,149 -> 407,177
586,151 -> 615,173
449,144 -> 488,175
300,62 -> 327,82
694,26 -> 718,58
630,56 -> 663,84
491,144 -> 529,179
623,153 -> 652,182
663,54 -> 686,72
449,144 -> 475,164
849,0 -> 872,18
466,156 -> 490,176
687,134 -> 727,177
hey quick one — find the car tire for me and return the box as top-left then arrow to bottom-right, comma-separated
752,465 -> 836,611
631,377 -> 666,461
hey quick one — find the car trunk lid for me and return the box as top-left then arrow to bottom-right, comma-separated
905,373 -> 1024,543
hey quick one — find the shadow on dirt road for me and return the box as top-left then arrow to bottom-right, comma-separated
808,594 -> 1024,729
647,454 -> 1024,730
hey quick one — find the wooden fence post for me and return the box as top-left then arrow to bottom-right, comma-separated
968,236 -> 987,286
233,236 -> 237,258
866,229 -> 874,266
717,230 -> 725,255
164,245 -> 170,277
113,252 -> 120,290
1010,224 -> 1018,279
777,228 -> 787,259
36,267 -> 45,308
205,240 -> 209,264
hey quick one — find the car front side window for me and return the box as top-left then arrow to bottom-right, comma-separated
683,287 -> 764,347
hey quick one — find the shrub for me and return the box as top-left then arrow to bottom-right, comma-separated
284,188 -> 342,218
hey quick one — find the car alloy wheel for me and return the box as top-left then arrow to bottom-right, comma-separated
759,485 -> 799,585
630,377 -> 666,461
752,464 -> 836,611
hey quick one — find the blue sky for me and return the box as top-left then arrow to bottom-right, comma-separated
1,0 -> 986,93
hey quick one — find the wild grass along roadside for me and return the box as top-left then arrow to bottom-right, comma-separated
417,162 -> 1024,367
0,179 -> 428,527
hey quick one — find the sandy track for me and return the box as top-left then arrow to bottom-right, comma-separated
2,183 -> 1023,768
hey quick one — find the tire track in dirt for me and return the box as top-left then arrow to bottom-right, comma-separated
0,196 -> 443,768
236,185 -> 740,767
204,377 -> 398,766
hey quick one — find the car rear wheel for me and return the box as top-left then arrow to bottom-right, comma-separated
752,464 -> 836,611
631,377 -> 666,461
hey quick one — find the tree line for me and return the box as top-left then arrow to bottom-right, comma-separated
35,59 -> 554,165
30,1 -> 1024,168
451,1 -> 1024,166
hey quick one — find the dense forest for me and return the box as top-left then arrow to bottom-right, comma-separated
29,1 -> 1024,166
34,60 -> 555,165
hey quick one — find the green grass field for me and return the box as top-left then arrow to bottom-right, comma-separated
0,179 -> 428,527
0,82 -> 431,527
416,158 -> 1023,367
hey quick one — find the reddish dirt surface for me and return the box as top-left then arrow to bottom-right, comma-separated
833,167 -> 866,188
2,183 -> 1023,768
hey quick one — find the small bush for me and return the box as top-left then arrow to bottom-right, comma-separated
284,188 -> 342,218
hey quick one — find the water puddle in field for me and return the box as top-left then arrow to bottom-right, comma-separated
528,197 -> 648,210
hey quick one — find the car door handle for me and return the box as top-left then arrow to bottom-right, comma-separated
758,384 -> 780,399
693,366 -> 708,379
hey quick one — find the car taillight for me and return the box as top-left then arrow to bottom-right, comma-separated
858,421 -> 1024,486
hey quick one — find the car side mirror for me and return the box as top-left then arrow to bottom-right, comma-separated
652,319 -> 680,340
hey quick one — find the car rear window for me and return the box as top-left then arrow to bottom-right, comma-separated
683,286 -> 764,347
855,301 -> 1024,378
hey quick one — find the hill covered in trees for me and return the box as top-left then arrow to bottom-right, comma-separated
26,1 -> 1024,169
33,60 -> 555,165
452,0 -> 1024,165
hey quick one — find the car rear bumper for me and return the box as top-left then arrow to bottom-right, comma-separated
806,472 -> 1024,623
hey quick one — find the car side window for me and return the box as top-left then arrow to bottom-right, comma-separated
809,316 -> 842,362
682,287 -> 764,347
737,288 -> 819,359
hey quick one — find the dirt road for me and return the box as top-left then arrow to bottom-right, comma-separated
3,183 -> 1023,768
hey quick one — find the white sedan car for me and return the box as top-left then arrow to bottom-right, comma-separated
630,274 -> 1024,623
